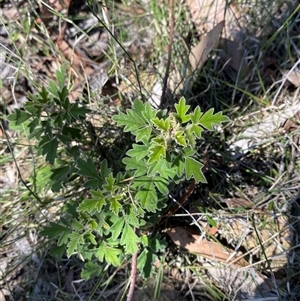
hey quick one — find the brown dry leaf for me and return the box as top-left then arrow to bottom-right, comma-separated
186,0 -> 246,72
167,226 -> 247,266
2,7 -> 19,20
224,197 -> 254,209
55,40 -> 96,101
219,38 -> 248,73
189,20 -> 224,71
281,69 -> 300,87
185,0 -> 242,38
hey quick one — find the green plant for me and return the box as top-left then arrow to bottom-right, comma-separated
8,63 -> 229,280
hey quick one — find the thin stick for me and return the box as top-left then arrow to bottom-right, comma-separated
160,0 -> 175,108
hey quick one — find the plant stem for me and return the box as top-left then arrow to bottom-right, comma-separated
126,252 -> 138,301
161,0 -> 174,108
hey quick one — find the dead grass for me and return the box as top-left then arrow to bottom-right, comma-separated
1,0 -> 300,300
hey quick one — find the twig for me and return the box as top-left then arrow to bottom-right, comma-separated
126,252 -> 138,301
155,179 -> 197,229
160,0 -> 175,108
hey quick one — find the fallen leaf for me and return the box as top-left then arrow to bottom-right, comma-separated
186,0 -> 247,74
167,227 -> 275,299
189,21 -> 225,71
219,38 -> 248,73
185,0 -> 242,39
229,102 -> 300,156
2,7 -> 19,19
202,259 -> 275,299
281,69 -> 300,87
167,226 -> 247,266
224,197 -> 254,209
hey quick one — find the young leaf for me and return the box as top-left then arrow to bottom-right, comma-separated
199,108 -> 229,130
185,157 -> 207,183
134,179 -> 157,212
174,130 -> 186,146
87,232 -> 97,245
56,229 -> 70,246
132,99 -> 145,114
142,102 -> 157,122
126,205 -> 141,227
174,97 -> 191,123
153,176 -> 169,194
103,173 -> 118,192
151,117 -> 170,132
190,106 -> 202,123
158,160 -> 177,179
111,218 -> 125,240
186,123 -> 202,139
113,109 -> 146,133
126,144 -> 149,161
67,232 -> 85,257
123,156 -> 148,177
185,127 -> 196,148
109,195 -> 122,215
147,158 -> 165,177
78,193 -> 106,213
104,246 -> 122,267
135,126 -> 152,143
148,144 -> 166,164
120,223 -> 140,254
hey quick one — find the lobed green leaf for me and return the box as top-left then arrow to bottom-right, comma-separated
199,108 -> 229,130
111,218 -> 125,240
67,232 -> 85,257
185,157 -> 207,183
78,194 -> 106,213
174,97 -> 191,123
148,144 -> 166,164
120,223 -> 140,254
123,156 -> 148,177
113,109 -> 146,133
109,195 -> 122,215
